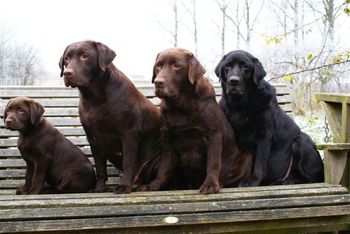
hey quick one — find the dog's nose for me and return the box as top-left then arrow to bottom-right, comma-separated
154,77 -> 165,87
5,118 -> 13,125
63,69 -> 74,78
229,76 -> 240,86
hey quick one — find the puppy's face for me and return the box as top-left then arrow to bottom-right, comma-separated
152,48 -> 205,99
4,97 -> 44,131
59,40 -> 116,88
215,50 -> 266,96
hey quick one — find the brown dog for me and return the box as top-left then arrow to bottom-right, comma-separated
59,40 -> 164,193
4,97 -> 96,194
145,48 -> 252,194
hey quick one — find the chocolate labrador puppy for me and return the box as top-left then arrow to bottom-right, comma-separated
59,40 -> 164,193
215,50 -> 324,186
144,48 -> 252,194
4,97 -> 96,194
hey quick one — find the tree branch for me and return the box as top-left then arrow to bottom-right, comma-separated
268,59 -> 350,81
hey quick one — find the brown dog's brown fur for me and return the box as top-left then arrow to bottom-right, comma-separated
4,97 -> 96,194
145,48 -> 252,194
59,40 -> 164,193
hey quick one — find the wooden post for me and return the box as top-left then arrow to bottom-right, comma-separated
315,93 -> 350,190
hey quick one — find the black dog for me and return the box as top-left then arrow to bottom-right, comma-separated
215,50 -> 324,186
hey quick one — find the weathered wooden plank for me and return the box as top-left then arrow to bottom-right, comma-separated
315,92 -> 350,143
0,157 -> 120,168
0,169 -> 25,178
0,186 -> 347,208
0,190 -> 15,195
1,205 -> 350,233
0,98 -> 79,108
0,117 -> 83,128
0,176 -> 120,189
0,136 -> 89,147
0,146 -> 92,158
0,107 -> 79,118
0,183 -> 342,201
0,127 -> 86,137
314,93 -> 350,104
0,84 -> 289,96
1,194 -> 349,221
0,167 -> 119,179
317,143 -> 350,150
324,149 -> 350,189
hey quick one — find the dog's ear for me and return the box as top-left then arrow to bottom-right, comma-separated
152,53 -> 160,84
27,99 -> 45,126
94,42 -> 116,72
187,53 -> 206,84
252,57 -> 266,85
59,46 -> 69,77
214,55 -> 226,81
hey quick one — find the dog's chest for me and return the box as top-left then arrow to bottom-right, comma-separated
229,111 -> 257,144
230,111 -> 251,128
79,104 -> 123,148
164,110 -> 195,128
164,112 -> 207,158
18,136 -> 40,161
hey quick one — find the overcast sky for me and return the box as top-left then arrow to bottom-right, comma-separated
0,0 -> 349,84
0,0 -> 174,82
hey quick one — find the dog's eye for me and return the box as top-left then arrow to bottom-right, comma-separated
242,64 -> 249,70
155,64 -> 162,70
173,63 -> 180,69
17,108 -> 25,113
81,54 -> 89,59
64,56 -> 70,61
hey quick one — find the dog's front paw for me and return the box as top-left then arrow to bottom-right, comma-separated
199,182 -> 220,195
114,184 -> 132,194
16,185 -> 29,195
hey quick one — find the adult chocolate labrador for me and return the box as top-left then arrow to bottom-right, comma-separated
215,50 -> 324,186
59,40 -> 163,193
144,48 -> 252,194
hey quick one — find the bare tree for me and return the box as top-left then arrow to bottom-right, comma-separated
291,0 -> 299,46
173,0 -> 179,47
0,24 -> 42,85
214,0 -> 228,57
155,0 -> 179,47
305,0 -> 345,46
182,0 -> 198,56
224,0 -> 265,49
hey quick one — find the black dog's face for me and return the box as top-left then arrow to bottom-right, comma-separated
4,97 -> 44,131
215,50 -> 266,96
59,40 -> 116,88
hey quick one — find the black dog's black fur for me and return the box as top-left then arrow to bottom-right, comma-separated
215,50 -> 324,186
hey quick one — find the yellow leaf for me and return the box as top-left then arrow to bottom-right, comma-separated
312,96 -> 320,104
306,54 -> 314,60
274,38 -> 282,44
283,75 -> 294,82
265,38 -> 273,45
333,56 -> 342,63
